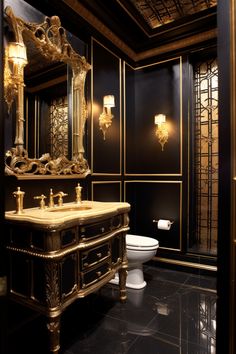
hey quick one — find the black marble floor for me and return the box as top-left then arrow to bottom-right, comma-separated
7,265 -> 217,354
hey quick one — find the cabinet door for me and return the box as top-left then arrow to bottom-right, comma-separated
111,235 -> 122,265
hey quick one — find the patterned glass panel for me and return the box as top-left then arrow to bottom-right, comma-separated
49,96 -> 68,159
189,57 -> 218,255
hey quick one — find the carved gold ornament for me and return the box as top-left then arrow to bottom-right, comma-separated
4,6 -> 91,177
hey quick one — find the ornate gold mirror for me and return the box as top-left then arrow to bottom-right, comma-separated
4,6 -> 91,178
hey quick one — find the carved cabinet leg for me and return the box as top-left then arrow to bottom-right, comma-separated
118,233 -> 128,302
118,261 -> 128,303
47,316 -> 61,354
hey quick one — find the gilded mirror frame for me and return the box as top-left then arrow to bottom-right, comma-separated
4,6 -> 91,178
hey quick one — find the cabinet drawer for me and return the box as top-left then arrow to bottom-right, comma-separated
79,220 -> 111,240
81,243 -> 110,269
79,215 -> 122,240
81,262 -> 110,288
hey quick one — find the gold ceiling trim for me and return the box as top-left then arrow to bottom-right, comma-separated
136,28 -> 217,61
62,0 -> 136,59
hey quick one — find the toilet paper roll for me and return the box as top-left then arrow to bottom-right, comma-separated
157,219 -> 172,231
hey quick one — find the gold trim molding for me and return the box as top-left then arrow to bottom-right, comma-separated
136,29 -> 217,61
124,180 -> 183,252
91,38 -> 122,176
124,57 -> 183,176
154,256 -> 217,272
63,0 -> 136,60
6,226 -> 130,260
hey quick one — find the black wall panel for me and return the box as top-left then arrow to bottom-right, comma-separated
92,181 -> 121,202
125,181 -> 182,250
125,58 -> 182,175
5,178 -> 88,211
92,39 -> 121,175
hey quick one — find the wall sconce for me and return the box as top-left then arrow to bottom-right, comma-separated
154,114 -> 169,151
99,95 -> 115,140
4,42 -> 28,112
4,42 -> 28,155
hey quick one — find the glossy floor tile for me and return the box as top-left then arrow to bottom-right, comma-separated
6,265 -> 217,354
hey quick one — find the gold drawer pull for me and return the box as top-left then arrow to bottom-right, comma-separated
97,252 -> 102,258
96,271 -> 102,277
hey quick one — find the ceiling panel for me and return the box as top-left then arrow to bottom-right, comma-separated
130,0 -> 217,29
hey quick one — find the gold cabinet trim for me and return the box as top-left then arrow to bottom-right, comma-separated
6,226 -> 129,260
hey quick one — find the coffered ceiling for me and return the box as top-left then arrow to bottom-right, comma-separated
129,0 -> 217,29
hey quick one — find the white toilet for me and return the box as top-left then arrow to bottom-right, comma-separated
110,234 -> 159,289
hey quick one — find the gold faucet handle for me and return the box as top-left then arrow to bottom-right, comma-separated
34,194 -> 47,210
59,191 -> 68,197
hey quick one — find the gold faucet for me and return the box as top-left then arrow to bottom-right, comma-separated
13,187 -> 25,214
75,183 -> 82,204
49,189 -> 68,207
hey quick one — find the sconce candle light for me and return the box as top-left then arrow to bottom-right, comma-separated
99,95 -> 115,140
4,42 -> 28,154
154,113 -> 169,151
4,42 -> 28,109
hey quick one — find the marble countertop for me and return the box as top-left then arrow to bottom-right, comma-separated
5,200 -> 131,226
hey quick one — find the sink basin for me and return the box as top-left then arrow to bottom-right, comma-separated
49,206 -> 92,212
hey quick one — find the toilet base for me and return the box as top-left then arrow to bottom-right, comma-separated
110,265 -> 147,290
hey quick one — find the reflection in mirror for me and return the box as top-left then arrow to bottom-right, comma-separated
4,6 -> 91,178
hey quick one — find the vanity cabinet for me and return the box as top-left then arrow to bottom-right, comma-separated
5,201 -> 130,353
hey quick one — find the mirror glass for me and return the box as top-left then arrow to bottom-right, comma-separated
4,5 -> 91,178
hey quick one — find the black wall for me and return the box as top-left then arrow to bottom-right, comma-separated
91,39 -> 121,175
125,59 -> 181,175
90,42 -> 202,267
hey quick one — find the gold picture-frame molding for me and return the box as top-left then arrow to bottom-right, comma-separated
124,180 -> 182,252
124,56 -> 183,177
91,37 -> 122,176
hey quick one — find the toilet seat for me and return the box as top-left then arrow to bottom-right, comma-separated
126,234 -> 159,250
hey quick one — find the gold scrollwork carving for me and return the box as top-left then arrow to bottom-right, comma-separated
4,6 -> 91,177
45,262 -> 60,308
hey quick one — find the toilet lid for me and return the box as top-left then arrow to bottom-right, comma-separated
126,234 -> 159,248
